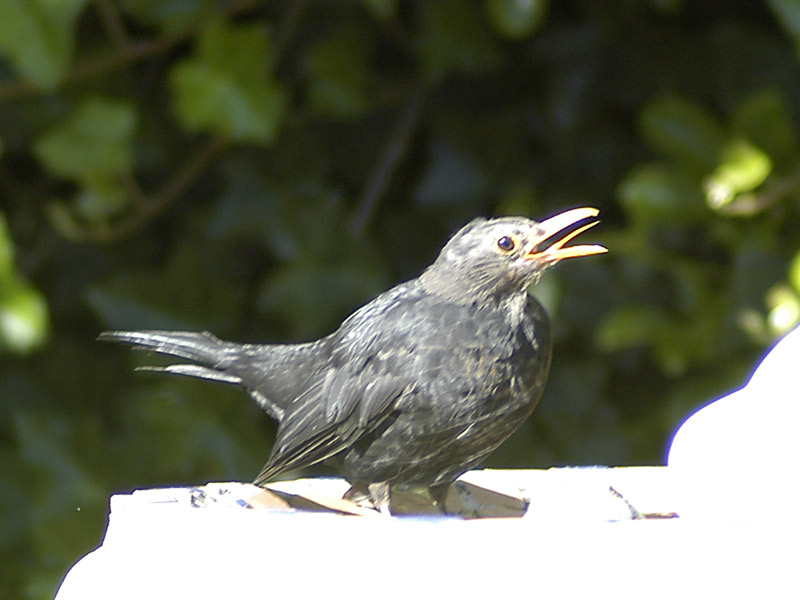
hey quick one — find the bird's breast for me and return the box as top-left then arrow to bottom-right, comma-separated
402,301 -> 547,419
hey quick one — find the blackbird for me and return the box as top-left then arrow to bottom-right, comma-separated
100,207 -> 606,509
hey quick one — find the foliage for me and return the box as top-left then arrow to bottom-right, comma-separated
2,0 -> 800,596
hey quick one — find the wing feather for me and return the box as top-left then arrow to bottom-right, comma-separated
253,287 -> 425,484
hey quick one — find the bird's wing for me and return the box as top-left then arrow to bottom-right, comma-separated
253,361 -> 408,484
253,286 -> 426,484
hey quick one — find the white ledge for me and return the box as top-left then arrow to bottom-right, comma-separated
55,466 -> 797,599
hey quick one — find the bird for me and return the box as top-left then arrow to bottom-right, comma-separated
100,207 -> 607,512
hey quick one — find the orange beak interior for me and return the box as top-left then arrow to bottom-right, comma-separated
527,207 -> 608,263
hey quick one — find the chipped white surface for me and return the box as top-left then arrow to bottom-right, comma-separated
55,466 -> 798,599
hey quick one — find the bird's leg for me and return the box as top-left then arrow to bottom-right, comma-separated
368,482 -> 392,516
343,481 -> 369,503
343,481 -> 393,515
429,483 -> 451,512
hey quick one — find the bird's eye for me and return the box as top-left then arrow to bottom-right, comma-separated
497,236 -> 516,252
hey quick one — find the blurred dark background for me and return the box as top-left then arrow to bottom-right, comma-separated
2,0 -> 800,597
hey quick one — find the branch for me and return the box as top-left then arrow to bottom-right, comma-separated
0,33 -> 190,103
0,0 -> 260,103
719,167 -> 800,216
350,82 -> 427,237
94,0 -> 132,49
63,135 -> 229,243
272,0 -> 307,70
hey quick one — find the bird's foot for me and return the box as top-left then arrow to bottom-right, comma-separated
344,481 -> 444,516
368,482 -> 392,516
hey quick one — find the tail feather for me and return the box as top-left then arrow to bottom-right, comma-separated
99,330 -> 290,420
138,364 -> 243,385
98,330 -> 234,365
97,331 -> 283,420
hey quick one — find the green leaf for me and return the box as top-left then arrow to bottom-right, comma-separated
416,1 -> 503,77
703,139 -> 772,210
169,21 -> 288,143
303,25 -> 372,118
0,215 -> 49,354
597,305 -> 723,377
34,97 -> 137,181
362,0 -> 398,21
0,213 -> 14,279
618,163 -> 705,222
768,0 -> 800,59
596,306 -> 670,352
0,0 -> 89,88
0,280 -> 49,354
788,249 -> 800,295
765,284 -> 800,335
72,177 -> 130,221
639,96 -> 726,171
198,19 -> 275,78
486,0 -> 548,40
732,89 -> 798,167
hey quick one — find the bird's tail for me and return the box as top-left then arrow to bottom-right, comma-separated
99,330 -> 297,420
98,329 -> 247,383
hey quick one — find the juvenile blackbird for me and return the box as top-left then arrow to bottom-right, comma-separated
100,207 -> 606,509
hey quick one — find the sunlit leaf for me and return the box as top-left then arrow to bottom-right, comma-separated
765,284 -> 800,335
0,215 -> 49,354
703,139 -> 772,210
0,282 -> 49,354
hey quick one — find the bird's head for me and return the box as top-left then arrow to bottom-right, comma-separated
420,207 -> 608,303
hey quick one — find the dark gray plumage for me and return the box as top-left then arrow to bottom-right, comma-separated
100,208 -> 606,507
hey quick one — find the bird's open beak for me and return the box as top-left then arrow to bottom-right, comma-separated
527,207 -> 608,263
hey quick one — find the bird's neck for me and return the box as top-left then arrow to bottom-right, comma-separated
418,268 -> 529,315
